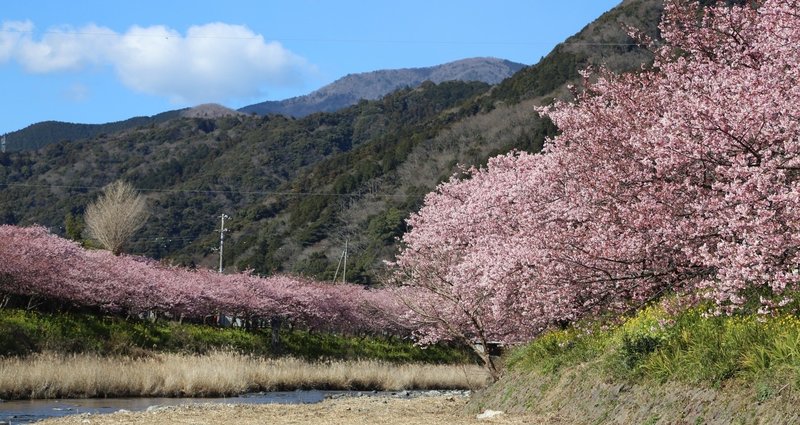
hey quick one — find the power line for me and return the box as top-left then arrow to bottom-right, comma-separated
0,28 -> 643,47
128,235 -> 208,243
0,181 -> 417,199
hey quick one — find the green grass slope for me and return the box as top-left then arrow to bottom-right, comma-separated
0,307 -> 473,364
469,302 -> 800,424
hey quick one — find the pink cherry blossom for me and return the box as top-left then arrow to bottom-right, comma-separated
394,0 -> 800,351
0,225 -> 408,335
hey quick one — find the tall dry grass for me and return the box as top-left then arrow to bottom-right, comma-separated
0,352 -> 490,399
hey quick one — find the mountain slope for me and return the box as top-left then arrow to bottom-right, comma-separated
224,0 -> 664,281
239,57 -> 525,117
0,81 -> 491,265
489,0 -> 662,104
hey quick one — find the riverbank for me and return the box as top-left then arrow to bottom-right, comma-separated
0,352 -> 489,400
36,395 -> 551,425
467,303 -> 800,424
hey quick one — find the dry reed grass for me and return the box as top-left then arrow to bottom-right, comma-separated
0,352 -> 490,399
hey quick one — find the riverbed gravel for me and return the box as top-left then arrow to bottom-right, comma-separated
37,394 -> 560,425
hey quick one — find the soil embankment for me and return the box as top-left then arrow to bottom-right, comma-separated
468,365 -> 800,425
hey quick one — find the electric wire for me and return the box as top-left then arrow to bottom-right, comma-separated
0,27 -> 644,47
0,182 -> 418,199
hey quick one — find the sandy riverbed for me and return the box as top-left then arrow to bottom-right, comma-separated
37,395 -> 559,425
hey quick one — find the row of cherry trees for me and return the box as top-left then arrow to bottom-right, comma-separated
394,0 -> 800,354
0,225 -> 407,335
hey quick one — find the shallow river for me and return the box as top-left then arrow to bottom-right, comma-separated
0,391 -> 334,424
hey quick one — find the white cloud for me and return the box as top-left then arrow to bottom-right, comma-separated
0,20 -> 315,104
0,20 -> 34,62
19,24 -> 115,73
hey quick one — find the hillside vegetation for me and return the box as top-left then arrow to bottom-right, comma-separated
0,81 -> 491,280
3,109 -> 183,152
0,307 -> 469,364
469,301 -> 800,424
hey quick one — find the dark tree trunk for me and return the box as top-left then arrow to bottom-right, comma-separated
270,317 -> 282,354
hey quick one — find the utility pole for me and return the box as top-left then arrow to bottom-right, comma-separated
218,213 -> 229,273
1,134 -> 6,154
343,239 -> 347,284
332,239 -> 349,284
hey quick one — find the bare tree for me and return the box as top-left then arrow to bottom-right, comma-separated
84,180 -> 148,255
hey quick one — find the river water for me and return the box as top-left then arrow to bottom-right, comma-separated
0,391 -> 331,424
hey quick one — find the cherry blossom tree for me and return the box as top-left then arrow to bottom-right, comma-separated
393,0 -> 800,363
0,225 -> 407,336
541,0 -> 800,311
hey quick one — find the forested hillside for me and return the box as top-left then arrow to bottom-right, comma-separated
0,81 -> 490,277
3,109 -> 184,152
0,0 -> 663,283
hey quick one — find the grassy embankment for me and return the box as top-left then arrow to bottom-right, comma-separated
470,301 -> 800,424
0,308 -> 486,399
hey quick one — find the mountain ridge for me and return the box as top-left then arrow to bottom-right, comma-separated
238,57 -> 526,117
2,109 -> 185,152
4,57 -> 524,152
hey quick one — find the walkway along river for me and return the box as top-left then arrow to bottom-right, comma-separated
0,390 -> 471,424
0,391 -> 329,424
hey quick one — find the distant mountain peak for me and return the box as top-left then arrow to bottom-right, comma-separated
181,103 -> 244,119
239,57 -> 526,117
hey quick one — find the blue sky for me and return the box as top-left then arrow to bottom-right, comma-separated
1,1 -> 619,134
